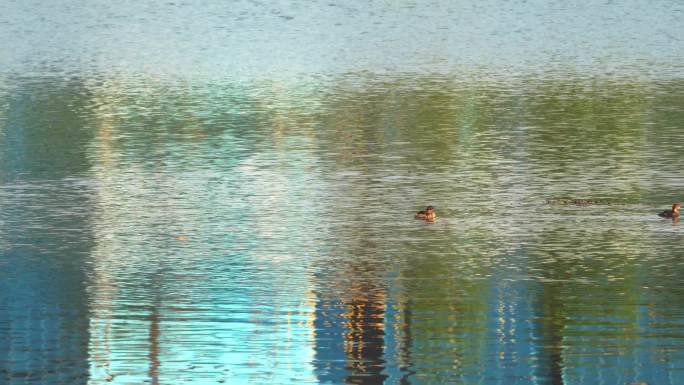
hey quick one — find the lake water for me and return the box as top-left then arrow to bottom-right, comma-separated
1,1 -> 684,385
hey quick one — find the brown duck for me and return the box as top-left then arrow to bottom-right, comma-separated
415,205 -> 436,221
658,203 -> 681,218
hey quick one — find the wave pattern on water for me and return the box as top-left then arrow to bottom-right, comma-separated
1,0 -> 683,79
1,70 -> 684,385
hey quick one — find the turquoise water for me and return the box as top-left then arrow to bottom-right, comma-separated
2,1 -> 684,385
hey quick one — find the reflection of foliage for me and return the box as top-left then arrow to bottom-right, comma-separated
395,231 -> 497,382
6,73 -> 679,185
1,77 -> 96,180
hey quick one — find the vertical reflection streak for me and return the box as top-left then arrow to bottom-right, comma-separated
147,275 -> 162,385
398,298 -> 413,385
534,283 -> 566,385
344,284 -> 387,385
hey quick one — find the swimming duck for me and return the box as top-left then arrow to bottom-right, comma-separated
415,205 -> 436,221
658,202 -> 681,218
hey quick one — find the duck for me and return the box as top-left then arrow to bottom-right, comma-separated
415,205 -> 436,221
658,202 -> 681,218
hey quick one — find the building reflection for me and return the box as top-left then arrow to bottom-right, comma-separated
84,77 -> 323,384
314,288 -> 388,385
384,287 -> 413,385
0,78 -> 94,384
343,281 -> 387,385
314,298 -> 349,383
314,262 -> 388,384
533,283 -> 566,385
482,279 -> 538,385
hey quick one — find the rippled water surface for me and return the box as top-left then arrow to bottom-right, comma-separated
2,1 -> 684,385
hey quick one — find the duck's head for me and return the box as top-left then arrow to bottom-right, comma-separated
674,202 -> 681,213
